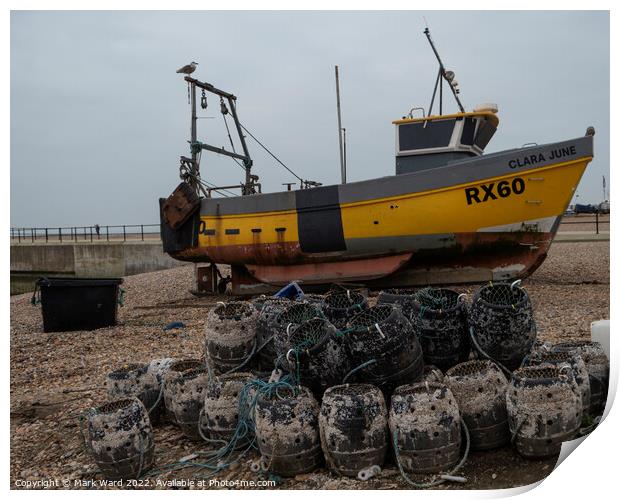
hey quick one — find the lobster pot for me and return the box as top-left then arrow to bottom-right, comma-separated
273,302 -> 324,366
285,318 -> 349,396
377,289 -> 416,320
204,302 -> 258,374
445,360 -> 510,450
389,383 -> 461,474
84,398 -> 154,480
323,290 -> 368,330
146,358 -> 176,423
419,365 -> 445,384
411,288 -> 470,371
346,305 -> 424,392
319,384 -> 388,477
106,363 -> 160,421
200,372 -> 255,446
552,341 -> 609,416
468,282 -> 537,370
163,359 -> 205,426
507,366 -> 582,458
254,298 -> 292,371
255,386 -> 323,477
524,351 -> 591,422
168,368 -> 210,440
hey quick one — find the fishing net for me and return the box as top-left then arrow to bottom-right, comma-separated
350,304 -> 393,328
277,302 -> 322,326
288,318 -> 332,353
476,283 -> 528,309
324,290 -> 366,309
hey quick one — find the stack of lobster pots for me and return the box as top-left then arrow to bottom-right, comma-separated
83,281 -> 609,482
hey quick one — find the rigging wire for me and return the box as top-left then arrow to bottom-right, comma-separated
239,123 -> 304,184
221,113 -> 247,172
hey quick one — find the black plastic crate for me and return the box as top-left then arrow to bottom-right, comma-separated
35,277 -> 123,332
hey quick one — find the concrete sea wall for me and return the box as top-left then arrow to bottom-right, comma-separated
10,241 -> 186,294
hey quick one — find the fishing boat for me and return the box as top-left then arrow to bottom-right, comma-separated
160,29 -> 594,295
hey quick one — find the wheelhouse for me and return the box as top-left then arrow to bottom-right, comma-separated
392,107 -> 499,173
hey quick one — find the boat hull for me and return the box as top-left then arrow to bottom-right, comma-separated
163,136 -> 593,292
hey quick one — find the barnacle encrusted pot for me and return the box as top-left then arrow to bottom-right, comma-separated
168,367 -> 210,440
445,360 -> 510,450
389,382 -> 461,474
319,384 -> 388,477
106,363 -> 160,421
204,302 -> 258,374
83,398 -> 154,480
163,359 -> 204,423
200,371 -> 255,446
468,282 -> 537,370
552,341 -> 609,416
524,350 -> 591,422
253,298 -> 292,371
322,290 -> 368,330
345,304 -> 424,392
507,365 -> 582,458
411,288 -> 470,371
285,318 -> 349,396
254,386 -> 323,477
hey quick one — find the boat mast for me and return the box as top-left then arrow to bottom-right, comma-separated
335,65 -> 346,184
424,27 -> 465,114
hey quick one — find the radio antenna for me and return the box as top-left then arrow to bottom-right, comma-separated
424,27 -> 465,114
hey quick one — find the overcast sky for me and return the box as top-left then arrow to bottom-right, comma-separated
10,10 -> 609,227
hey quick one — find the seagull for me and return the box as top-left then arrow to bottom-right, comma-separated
176,61 -> 198,75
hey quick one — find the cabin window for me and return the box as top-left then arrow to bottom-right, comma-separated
461,117 -> 476,146
474,120 -> 497,149
398,118 -> 455,151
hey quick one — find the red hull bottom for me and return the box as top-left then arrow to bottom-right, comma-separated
222,231 -> 553,295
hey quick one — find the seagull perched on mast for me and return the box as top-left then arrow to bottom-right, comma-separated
176,61 -> 198,75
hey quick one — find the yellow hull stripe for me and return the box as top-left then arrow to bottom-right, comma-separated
198,157 -> 590,247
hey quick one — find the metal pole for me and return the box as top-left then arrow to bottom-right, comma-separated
141,225 -> 144,241
18,228 -> 21,243
335,65 -> 346,184
31,228 -> 34,242
342,128 -> 347,178
45,228 -> 48,243
596,212 -> 599,235
90,226 -> 93,242
190,82 -> 198,194
59,228 -> 62,243
227,97 -> 253,192
123,226 -> 126,241
106,226 -> 109,241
